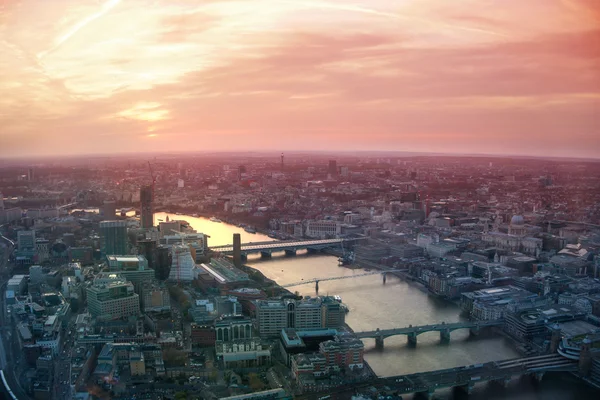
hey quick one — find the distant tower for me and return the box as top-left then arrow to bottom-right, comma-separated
28,167 -> 34,181
0,192 -> 4,210
328,160 -> 338,176
281,153 -> 284,171
579,336 -> 593,376
140,185 -> 154,229
550,323 -> 561,353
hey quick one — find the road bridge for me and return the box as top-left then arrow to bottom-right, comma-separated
297,353 -> 578,399
210,238 -> 360,259
355,320 -> 504,348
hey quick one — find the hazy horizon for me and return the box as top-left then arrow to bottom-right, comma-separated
1,0 -> 599,158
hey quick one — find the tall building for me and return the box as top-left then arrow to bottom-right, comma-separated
101,200 -> 116,219
328,160 -> 337,176
168,245 -> 198,282
140,185 -> 153,229
17,230 -> 36,250
0,192 -> 4,210
99,220 -> 128,256
86,273 -> 140,320
155,245 -> 171,280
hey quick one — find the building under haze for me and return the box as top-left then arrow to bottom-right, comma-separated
140,185 -> 153,229
86,273 -> 140,320
99,220 -> 128,256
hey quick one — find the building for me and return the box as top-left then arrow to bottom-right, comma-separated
106,255 -> 154,288
18,229 -> 36,251
305,220 -> 341,239
161,232 -> 206,261
29,265 -> 45,286
168,245 -> 199,282
215,337 -> 271,369
256,297 -> 345,338
130,351 -> 146,375
7,274 -> 27,294
482,215 -> 543,256
328,160 -> 337,176
35,239 -> 50,263
319,335 -> 364,372
215,316 -> 253,342
159,221 -> 180,238
140,185 -> 153,229
86,273 -> 140,320
141,282 -> 170,312
99,220 -> 128,256
101,200 -> 116,219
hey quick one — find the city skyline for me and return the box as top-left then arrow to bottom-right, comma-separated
1,0 -> 599,158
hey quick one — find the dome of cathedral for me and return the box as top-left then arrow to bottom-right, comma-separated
510,215 -> 524,225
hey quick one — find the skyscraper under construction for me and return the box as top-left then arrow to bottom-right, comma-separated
140,185 -> 153,229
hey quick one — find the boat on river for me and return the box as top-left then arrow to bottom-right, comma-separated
244,226 -> 257,234
209,217 -> 222,223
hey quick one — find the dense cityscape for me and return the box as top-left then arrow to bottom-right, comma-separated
0,153 -> 599,400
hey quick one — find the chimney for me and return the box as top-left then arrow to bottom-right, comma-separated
233,233 -> 242,268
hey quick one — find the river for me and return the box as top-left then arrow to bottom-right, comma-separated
159,213 -> 598,399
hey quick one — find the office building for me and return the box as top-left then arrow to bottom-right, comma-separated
29,265 -> 45,286
86,273 -> 140,320
18,230 -> 36,250
140,185 -> 153,229
99,220 -> 128,256
328,160 -> 337,176
35,239 -> 50,263
256,297 -> 345,338
106,255 -> 154,288
101,200 -> 116,218
155,245 -> 171,280
0,192 -> 3,210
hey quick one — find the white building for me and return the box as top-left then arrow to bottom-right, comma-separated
305,220 -> 341,238
168,245 -> 199,282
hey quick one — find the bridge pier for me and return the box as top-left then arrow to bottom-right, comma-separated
490,378 -> 510,388
375,330 -> 384,350
407,332 -> 417,346
382,272 -> 387,284
306,247 -> 319,254
469,325 -> 480,336
284,249 -> 296,257
457,383 -> 475,394
531,372 -> 545,383
440,329 -> 451,343
260,251 -> 272,259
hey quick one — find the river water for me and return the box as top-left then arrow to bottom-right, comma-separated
158,213 -> 598,399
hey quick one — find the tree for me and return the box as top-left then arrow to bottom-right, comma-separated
174,391 -> 188,400
247,373 -> 265,391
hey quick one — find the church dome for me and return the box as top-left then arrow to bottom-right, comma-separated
510,215 -> 524,225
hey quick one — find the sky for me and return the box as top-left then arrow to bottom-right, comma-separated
0,0 -> 599,159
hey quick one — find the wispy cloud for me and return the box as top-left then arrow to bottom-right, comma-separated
0,0 -> 599,158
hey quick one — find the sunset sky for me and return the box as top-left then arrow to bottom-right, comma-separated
0,0 -> 599,158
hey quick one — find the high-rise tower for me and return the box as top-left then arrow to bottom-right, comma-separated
99,220 -> 128,256
140,185 -> 153,229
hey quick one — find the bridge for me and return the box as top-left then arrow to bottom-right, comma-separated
282,269 -> 408,291
297,353 -> 578,399
355,320 -> 504,348
210,238 -> 353,259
